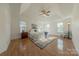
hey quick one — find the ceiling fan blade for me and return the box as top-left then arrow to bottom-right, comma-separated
45,13 -> 49,16
47,11 -> 50,13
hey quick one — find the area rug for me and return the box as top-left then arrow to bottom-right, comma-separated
30,36 -> 58,49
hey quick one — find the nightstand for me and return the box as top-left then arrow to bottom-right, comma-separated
21,32 -> 28,39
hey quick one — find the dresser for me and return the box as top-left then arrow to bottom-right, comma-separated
21,32 -> 28,39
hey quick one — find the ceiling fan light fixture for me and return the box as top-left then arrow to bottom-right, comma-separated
40,8 -> 51,16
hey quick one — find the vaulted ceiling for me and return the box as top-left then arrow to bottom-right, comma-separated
20,3 -> 76,21
9,3 -> 79,22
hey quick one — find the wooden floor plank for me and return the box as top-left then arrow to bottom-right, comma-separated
0,38 -> 78,56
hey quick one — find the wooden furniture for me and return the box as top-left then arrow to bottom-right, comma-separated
21,32 -> 28,39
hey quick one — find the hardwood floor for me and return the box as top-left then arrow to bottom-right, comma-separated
0,38 -> 78,56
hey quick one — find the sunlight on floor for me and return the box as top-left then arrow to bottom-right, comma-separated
57,39 -> 64,50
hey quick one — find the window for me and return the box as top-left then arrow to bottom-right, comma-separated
19,21 -> 26,33
57,22 -> 64,34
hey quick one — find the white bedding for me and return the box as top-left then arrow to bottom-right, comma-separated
29,29 -> 57,48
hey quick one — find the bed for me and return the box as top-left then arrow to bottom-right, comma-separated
28,28 -> 58,49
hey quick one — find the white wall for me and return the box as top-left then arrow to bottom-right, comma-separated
72,19 -> 79,54
71,5 -> 79,54
10,4 -> 21,39
0,4 -> 11,54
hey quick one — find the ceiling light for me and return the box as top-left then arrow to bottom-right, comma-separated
40,8 -> 50,16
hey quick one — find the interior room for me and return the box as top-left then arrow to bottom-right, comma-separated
0,3 -> 79,56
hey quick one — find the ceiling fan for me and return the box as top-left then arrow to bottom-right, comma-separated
40,8 -> 51,16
